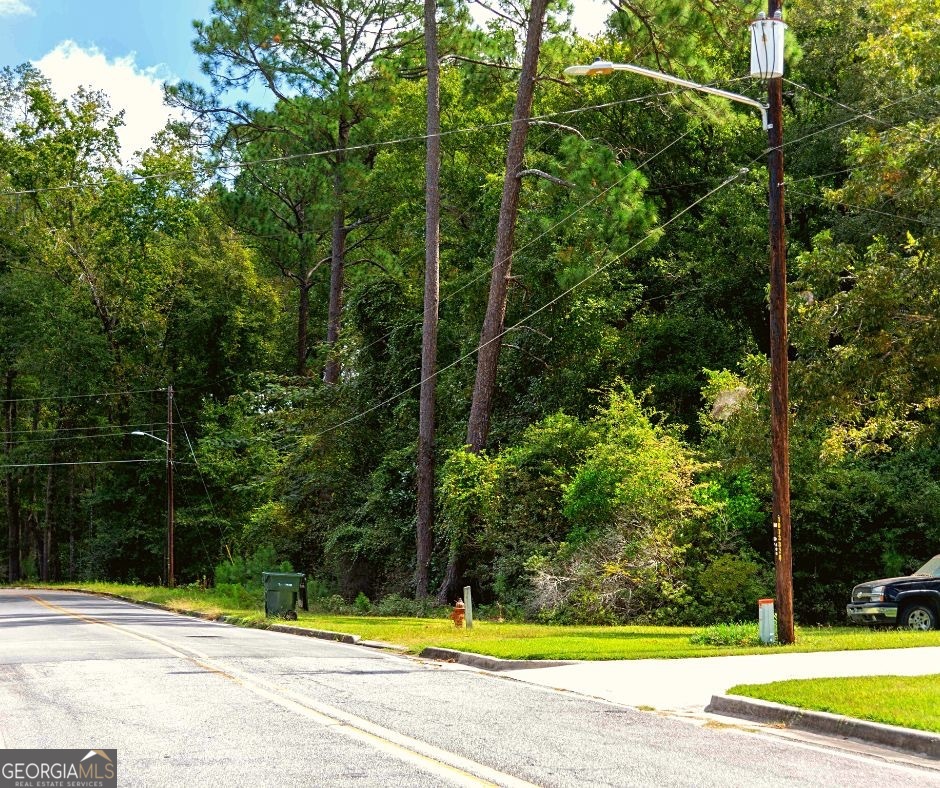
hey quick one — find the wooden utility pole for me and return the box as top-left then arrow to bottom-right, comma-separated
167,385 -> 175,588
4,370 -> 19,583
766,0 -> 793,644
416,0 -> 441,599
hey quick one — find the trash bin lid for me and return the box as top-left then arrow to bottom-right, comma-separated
262,571 -> 305,590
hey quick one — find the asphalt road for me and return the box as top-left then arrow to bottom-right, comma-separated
1,589 -> 937,788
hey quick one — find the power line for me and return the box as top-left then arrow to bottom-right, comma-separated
0,82 -> 750,199
353,119 -> 705,361
297,167 -> 749,443
0,458 -> 164,469
787,186 -> 939,228
174,399 -> 229,550
784,79 -> 940,147
5,430 -> 167,446
345,93 -> 931,367
0,388 -> 166,405
241,95 -> 938,446
4,421 -> 166,435
3,421 -> 170,436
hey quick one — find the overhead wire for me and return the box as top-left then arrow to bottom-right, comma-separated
784,78 -> 940,148
352,117 -> 706,363
4,430 -> 167,446
174,399 -> 230,555
294,166 -> 749,443
0,81 -> 752,200
268,88 -> 940,445
0,388 -> 166,404
0,458 -> 164,469
786,187 -> 940,229
2,420 -> 170,436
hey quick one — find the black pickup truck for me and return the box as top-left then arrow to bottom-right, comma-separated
847,554 -> 940,630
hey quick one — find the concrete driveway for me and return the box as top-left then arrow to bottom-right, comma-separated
503,646 -> 940,711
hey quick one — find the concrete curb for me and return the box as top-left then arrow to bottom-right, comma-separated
706,694 -> 940,759
418,646 -> 576,672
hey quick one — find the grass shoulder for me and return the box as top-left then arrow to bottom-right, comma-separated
728,674 -> 940,733
20,582 -> 940,661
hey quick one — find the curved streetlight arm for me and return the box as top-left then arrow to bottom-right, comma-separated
564,60 -> 770,130
130,430 -> 169,446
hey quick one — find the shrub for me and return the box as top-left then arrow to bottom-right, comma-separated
691,553 -> 772,624
214,583 -> 259,610
214,545 -> 293,591
322,594 -> 348,614
529,387 -> 700,623
690,621 -> 762,647
354,592 -> 371,613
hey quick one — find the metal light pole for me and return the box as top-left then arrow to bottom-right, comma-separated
565,5 -> 795,643
131,385 -> 174,588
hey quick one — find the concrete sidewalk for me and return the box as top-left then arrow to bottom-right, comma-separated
501,646 -> 940,712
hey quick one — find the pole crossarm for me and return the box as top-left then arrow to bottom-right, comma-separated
564,61 -> 770,130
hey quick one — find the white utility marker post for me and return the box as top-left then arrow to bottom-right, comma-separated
758,598 -> 776,644
463,585 -> 473,629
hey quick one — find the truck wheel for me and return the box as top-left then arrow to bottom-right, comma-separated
901,604 -> 937,631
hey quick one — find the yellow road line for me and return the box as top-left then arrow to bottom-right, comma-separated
27,594 -> 535,788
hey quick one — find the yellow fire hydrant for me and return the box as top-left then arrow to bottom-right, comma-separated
450,599 -> 466,628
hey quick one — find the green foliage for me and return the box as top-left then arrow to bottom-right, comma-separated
354,591 -> 372,613
690,621 -> 762,648
3,0 -> 937,634
214,546 -> 292,591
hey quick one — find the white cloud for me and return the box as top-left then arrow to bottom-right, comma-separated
33,41 -> 178,164
0,0 -> 34,16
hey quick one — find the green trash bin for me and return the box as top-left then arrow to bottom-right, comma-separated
262,572 -> 308,620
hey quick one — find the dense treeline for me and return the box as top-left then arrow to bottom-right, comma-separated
1,0 -> 937,624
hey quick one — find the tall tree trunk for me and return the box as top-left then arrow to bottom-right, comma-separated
415,0 -> 441,599
4,370 -> 19,582
438,0 -> 548,603
323,120 -> 351,385
67,466 -> 76,580
297,281 -> 311,376
465,0 -> 548,452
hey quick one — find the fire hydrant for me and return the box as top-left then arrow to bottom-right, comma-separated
450,599 -> 466,628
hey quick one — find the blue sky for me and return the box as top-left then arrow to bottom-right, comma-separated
1,0 -> 213,85
1,0 -> 609,162
1,0 -> 218,161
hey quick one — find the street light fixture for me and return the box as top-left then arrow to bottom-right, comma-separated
564,1 -> 794,644
562,60 -> 770,130
130,385 -> 175,589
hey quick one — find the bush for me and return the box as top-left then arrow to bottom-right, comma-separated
214,545 -> 293,591
354,592 -> 371,613
322,594 -> 349,614
214,583 -> 259,610
690,622 -> 762,647
690,553 -> 772,624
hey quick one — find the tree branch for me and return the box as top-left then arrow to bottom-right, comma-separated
517,169 -> 575,188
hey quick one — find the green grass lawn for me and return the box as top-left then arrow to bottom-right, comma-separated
728,675 -> 940,733
17,581 -> 940,661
